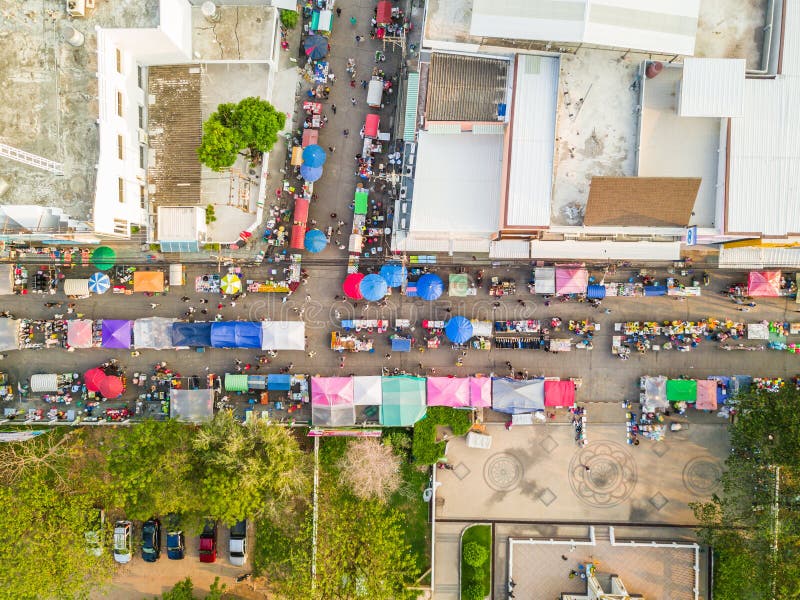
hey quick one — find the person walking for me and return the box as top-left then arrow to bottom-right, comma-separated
331,104 -> 337,114
360,79 -> 367,89
343,129 -> 349,137
351,97 -> 357,106
349,16 -> 356,25
335,6 -> 341,17
328,146 -> 336,153
355,35 -> 362,44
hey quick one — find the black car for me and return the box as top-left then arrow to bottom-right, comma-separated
142,519 -> 161,562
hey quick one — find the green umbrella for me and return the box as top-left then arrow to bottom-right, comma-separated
91,246 -> 116,271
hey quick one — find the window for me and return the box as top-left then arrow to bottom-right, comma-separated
115,49 -> 122,73
137,65 -> 144,89
118,178 -> 125,203
138,105 -> 144,129
139,145 -> 145,169
117,135 -> 124,160
113,219 -> 129,235
140,185 -> 146,209
116,91 -> 124,117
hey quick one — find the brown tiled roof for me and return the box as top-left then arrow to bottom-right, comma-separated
584,177 -> 701,227
147,65 -> 202,206
426,53 -> 508,121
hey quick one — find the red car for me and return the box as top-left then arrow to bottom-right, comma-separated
199,520 -> 218,563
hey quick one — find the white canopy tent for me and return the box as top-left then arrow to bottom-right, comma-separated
353,375 -> 383,405
170,388 -> 215,423
261,321 -> 305,350
0,264 -> 13,295
63,279 -> 91,297
30,373 -> 59,393
134,317 -> 177,350
0,319 -> 20,351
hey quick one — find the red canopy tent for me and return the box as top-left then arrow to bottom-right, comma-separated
84,368 -> 105,393
293,198 -> 309,225
290,225 -> 306,250
302,129 -> 319,147
544,380 -> 576,407
747,271 -> 781,297
343,273 -> 365,300
364,114 -> 379,138
99,375 -> 124,399
376,0 -> 392,24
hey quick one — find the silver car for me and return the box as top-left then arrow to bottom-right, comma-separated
113,520 -> 133,564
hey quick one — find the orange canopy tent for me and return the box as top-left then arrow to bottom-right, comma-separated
133,271 -> 165,293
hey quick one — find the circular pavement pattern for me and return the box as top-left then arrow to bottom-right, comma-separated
569,441 -> 637,508
683,457 -> 723,496
484,453 -> 524,491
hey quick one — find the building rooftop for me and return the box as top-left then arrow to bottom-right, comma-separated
191,4 -> 277,61
584,177 -> 700,227
425,53 -> 508,122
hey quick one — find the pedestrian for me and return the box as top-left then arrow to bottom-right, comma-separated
351,97 -> 357,106
181,296 -> 190,302
331,104 -> 337,114
582,464 -> 591,473
201,308 -> 208,314
328,146 -> 336,153
307,350 -> 316,358
217,303 -> 223,310
306,294 -> 312,302
150,303 -> 159,309
350,79 -> 356,87
230,301 -> 236,307
355,35 -> 362,44
360,79 -> 367,88
349,16 -> 356,25
336,6 -> 341,17
561,555 -> 568,561
343,129 -> 349,137
385,353 -> 391,359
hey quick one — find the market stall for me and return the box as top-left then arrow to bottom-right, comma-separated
170,389 -> 214,423
311,377 -> 356,426
390,336 -> 412,352
261,321 -> 305,350
748,271 -> 781,297
354,187 -> 369,215
302,128 -> 319,147
695,379 -> 718,411
353,375 -> 382,405
426,377 -> 470,408
67,319 -> 94,349
342,272 -> 365,300
544,380 -> 576,408
171,322 -> 213,347
445,316 -> 473,344
380,376 -> 426,426
492,378 -> 545,414
359,273 -> 388,301
331,332 -> 373,352
666,379 -> 697,403
101,320 -> 132,349
169,264 -> 185,287
555,266 -> 589,295
533,267 -> 555,295
449,273 -> 474,297
63,278 -> 90,297
469,376 -> 492,408
311,9 -> 333,33
0,264 -> 13,295
415,273 -> 444,301
210,322 -> 262,349
195,274 -> 221,293
640,375 -> 669,412
133,317 -> 177,350
379,264 -> 406,288
133,271 -> 165,293
0,319 -> 20,351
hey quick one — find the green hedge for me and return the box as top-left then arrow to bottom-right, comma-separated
461,524 -> 491,599
412,407 -> 472,465
280,9 -> 298,29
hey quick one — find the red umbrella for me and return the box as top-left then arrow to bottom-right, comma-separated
84,368 -> 106,393
98,375 -> 124,399
343,273 -> 365,300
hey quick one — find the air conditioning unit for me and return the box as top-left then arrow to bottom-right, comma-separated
400,218 -> 407,229
138,129 -> 148,144
399,187 -> 407,198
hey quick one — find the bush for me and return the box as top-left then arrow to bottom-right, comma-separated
463,541 -> 488,568
462,580 -> 485,600
280,9 -> 298,29
412,407 -> 473,465
205,204 -> 216,224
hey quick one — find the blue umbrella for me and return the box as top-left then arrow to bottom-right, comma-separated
302,144 -> 327,168
444,316 -> 473,344
416,273 -> 444,301
359,273 -> 388,301
303,34 -> 329,60
300,164 -> 323,182
304,229 -> 328,253
88,272 -> 111,294
379,264 -> 407,288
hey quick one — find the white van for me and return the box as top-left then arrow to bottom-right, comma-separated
367,78 -> 383,108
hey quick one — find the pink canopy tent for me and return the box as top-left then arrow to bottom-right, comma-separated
311,376 -> 356,426
426,377 -> 470,407
469,376 -> 492,408
747,271 -> 781,297
695,379 -> 718,411
555,267 -> 589,295
67,319 -> 93,349
544,380 -> 576,407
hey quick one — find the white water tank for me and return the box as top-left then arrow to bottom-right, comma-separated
201,1 -> 220,22
61,25 -> 85,47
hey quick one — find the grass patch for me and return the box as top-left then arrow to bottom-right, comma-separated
252,518 -> 296,578
461,524 -> 491,600
412,407 -> 473,465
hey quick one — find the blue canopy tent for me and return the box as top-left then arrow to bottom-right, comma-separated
586,284 -> 606,299
644,286 -> 667,296
379,264 -> 407,288
300,164 -> 323,182
444,316 -> 473,343
390,336 -> 412,352
303,34 -> 329,60
359,273 -> 388,301
304,229 -> 328,253
171,322 -> 212,347
302,144 -> 327,167
416,273 -> 443,301
268,373 -> 292,391
210,322 -> 262,348
492,378 -> 545,414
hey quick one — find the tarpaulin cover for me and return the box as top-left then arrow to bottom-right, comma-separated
302,144 -> 327,168
391,336 -> 412,351
492,378 -> 545,414
708,376 -> 730,404
644,285 -> 667,296
379,264 -> 407,287
99,375 -> 123,399
304,229 -> 328,253
101,320 -> 132,349
444,316 -> 473,343
171,322 -> 212,347
134,317 -> 176,350
290,225 -> 306,250
67,319 -> 93,349
426,377 -> 470,407
364,113 -> 380,138
0,264 -> 13,295
353,375 -> 382,405
293,198 -> 310,224
448,273 -> 470,297
359,273 -> 388,301
343,272 -> 365,299
170,388 -> 214,423
586,284 -> 606,299
695,379 -> 718,410
302,128 -> 319,147
544,380 -> 576,407
416,273 -> 444,301
354,189 -> 369,214
534,267 -> 555,294
555,267 -> 589,295
380,376 -> 427,426
261,321 -> 306,350
642,376 -> 669,412
225,374 -> 249,392
748,271 -> 781,297
376,0 -> 392,23
666,379 -> 697,402
63,279 -> 90,296
84,368 -> 105,392
267,373 -> 292,391
30,374 -> 58,393
312,376 -> 356,426
133,271 -> 165,293
469,376 -> 492,408
210,322 -> 262,348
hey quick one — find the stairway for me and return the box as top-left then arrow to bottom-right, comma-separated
0,143 -> 63,175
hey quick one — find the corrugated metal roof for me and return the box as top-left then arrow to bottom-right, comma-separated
505,54 -> 558,228
426,123 -> 462,134
490,240 -> 530,258
719,247 -> 800,269
679,58 -> 745,117
157,206 -> 204,241
409,131 -> 502,235
472,124 -> 504,134
783,1 -> 800,75
530,240 -> 681,260
426,53 -> 508,122
451,239 -> 492,253
404,72 -> 420,140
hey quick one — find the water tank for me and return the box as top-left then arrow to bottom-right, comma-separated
201,1 -> 220,23
645,61 -> 663,79
61,25 -> 85,47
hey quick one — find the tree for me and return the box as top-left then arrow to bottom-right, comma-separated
155,577 -> 225,600
192,412 -> 310,525
463,541 -> 489,568
280,9 -> 298,29
337,438 -> 401,502
462,580 -> 485,600
197,97 -> 286,171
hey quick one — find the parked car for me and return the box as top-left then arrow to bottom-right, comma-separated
166,530 -> 185,560
141,518 -> 161,562
84,509 -> 105,557
199,520 -> 218,563
229,520 -> 248,566
112,521 -> 133,564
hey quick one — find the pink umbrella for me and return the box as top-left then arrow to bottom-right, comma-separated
343,273 -> 365,300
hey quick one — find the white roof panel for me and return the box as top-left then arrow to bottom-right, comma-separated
157,206 -> 204,241
530,240 -> 681,260
506,55 -> 558,227
409,131 -> 502,235
679,58 -> 745,117
490,240 -> 531,258
719,247 -> 800,269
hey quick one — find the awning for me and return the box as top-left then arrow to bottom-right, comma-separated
101,320 -> 132,349
302,128 -> 319,147
364,114 -> 379,138
469,376 -> 492,408
695,379 -> 718,411
666,379 -> 697,402
134,317 -> 176,350
225,374 -> 250,392
533,267 -> 555,294
171,322 -> 212,347
170,388 -> 214,423
426,377 -> 470,407
353,375 -> 382,405
210,322 -> 262,348
30,373 -> 59,393
261,321 -> 305,350
376,0 -> 392,24
354,189 -> 369,214
67,319 -> 94,349
544,380 -> 575,408
555,267 -> 589,295
380,376 -> 427,426
0,264 -> 13,295
133,271 -> 165,293
312,376 -> 356,426
492,378 -> 545,414
293,198 -> 310,224
63,279 -> 90,296
747,271 -> 781,297
348,234 -> 364,253
317,9 -> 333,32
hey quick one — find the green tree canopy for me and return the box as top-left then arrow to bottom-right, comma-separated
154,577 -> 225,600
197,118 -> 240,171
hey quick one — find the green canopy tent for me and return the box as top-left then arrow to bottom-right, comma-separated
224,374 -> 249,392
380,376 -> 427,426
666,379 -> 697,403
354,189 -> 368,215
91,246 -> 116,271
449,273 -> 470,297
